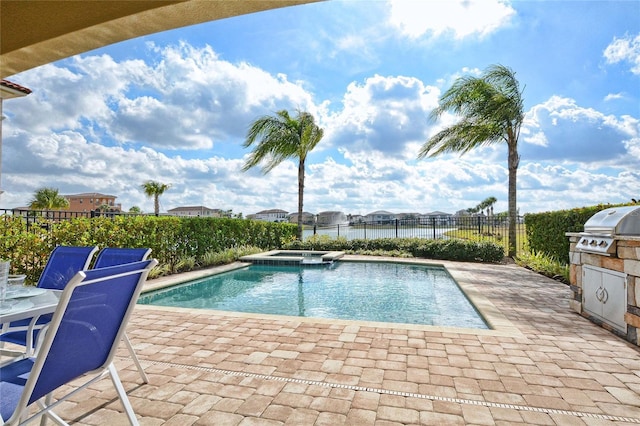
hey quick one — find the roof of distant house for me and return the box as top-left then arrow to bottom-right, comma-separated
366,210 -> 395,215
168,206 -> 219,212
256,209 -> 288,214
64,192 -> 116,198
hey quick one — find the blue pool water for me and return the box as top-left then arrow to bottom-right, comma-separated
138,262 -> 488,329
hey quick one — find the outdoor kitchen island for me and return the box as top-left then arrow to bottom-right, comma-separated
567,206 -> 640,347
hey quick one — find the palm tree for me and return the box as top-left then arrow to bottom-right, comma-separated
484,196 -> 497,216
418,64 -> 524,257
242,109 -> 324,240
477,196 -> 498,216
29,187 -> 69,210
141,181 -> 170,216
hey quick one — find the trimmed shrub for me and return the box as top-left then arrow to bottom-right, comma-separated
524,203 -> 633,263
0,215 -> 296,282
283,237 -> 504,263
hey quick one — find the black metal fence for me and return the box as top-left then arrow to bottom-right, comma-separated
0,208 -> 145,231
1,209 -> 527,254
304,216 -> 527,254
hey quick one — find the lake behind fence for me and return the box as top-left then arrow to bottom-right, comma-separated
303,216 -> 526,254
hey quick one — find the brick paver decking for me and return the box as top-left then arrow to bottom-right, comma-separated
24,257 -> 640,424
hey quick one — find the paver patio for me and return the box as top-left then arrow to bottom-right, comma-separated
30,256 -> 640,424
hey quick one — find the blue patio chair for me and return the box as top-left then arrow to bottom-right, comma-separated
92,247 -> 153,383
36,245 -> 99,290
93,247 -> 152,269
0,246 -> 99,356
0,259 -> 157,425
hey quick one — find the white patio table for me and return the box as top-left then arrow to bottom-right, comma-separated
0,288 -> 61,362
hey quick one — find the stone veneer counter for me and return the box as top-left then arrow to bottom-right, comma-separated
567,233 -> 640,347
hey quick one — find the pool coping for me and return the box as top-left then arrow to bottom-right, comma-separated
139,255 -> 523,338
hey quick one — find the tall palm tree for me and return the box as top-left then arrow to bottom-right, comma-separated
29,187 -> 69,210
141,180 -> 170,216
242,109 -> 324,240
418,64 -> 524,257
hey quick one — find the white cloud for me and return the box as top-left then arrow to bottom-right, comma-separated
604,92 -> 624,102
521,95 -> 639,165
519,163 -> 640,213
387,0 -> 515,40
603,33 -> 640,75
323,74 -> 440,157
10,44 -> 318,152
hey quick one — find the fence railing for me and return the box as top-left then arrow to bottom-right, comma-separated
0,208 -> 145,231
304,216 -> 526,254
1,209 -> 527,254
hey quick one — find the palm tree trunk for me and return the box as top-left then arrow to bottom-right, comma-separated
154,195 -> 160,217
507,139 -> 519,257
297,160 -> 305,240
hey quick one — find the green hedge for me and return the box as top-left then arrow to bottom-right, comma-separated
284,236 -> 505,263
0,215 -> 297,283
524,203 -> 632,263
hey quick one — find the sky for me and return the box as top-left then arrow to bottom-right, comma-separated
1,0 -> 639,217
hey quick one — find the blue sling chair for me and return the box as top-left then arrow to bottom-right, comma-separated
0,246 -> 152,383
91,247 -> 152,383
0,246 -> 99,356
0,259 -> 157,425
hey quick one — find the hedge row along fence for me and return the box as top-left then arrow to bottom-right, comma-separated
0,215 -> 297,283
284,236 -> 505,263
524,203 -> 634,264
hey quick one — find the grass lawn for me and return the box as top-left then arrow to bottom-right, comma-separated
444,225 -> 528,255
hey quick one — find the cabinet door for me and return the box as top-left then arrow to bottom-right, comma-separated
582,266 -> 602,317
601,272 -> 627,333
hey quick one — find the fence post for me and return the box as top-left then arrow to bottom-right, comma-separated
313,225 -> 317,235
364,222 -> 367,240
432,217 -> 436,239
477,216 -> 482,235
337,224 -> 340,237
395,219 -> 398,238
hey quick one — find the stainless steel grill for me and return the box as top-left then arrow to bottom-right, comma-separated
577,206 -> 640,255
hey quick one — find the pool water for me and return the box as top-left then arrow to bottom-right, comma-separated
138,262 -> 489,329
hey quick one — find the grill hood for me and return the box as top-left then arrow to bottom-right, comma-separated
577,206 -> 640,255
583,206 -> 640,236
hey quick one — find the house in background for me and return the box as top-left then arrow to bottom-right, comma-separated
421,211 -> 453,225
288,211 -> 315,226
64,192 -> 121,212
167,206 -> 223,217
316,211 -> 348,226
364,210 -> 396,224
250,209 -> 288,222
395,212 -> 421,224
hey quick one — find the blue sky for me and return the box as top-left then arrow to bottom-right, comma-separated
2,0 -> 639,217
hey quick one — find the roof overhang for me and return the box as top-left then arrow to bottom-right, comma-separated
0,80 -> 32,100
1,0 -> 320,79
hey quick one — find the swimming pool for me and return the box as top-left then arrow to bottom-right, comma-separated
138,261 -> 489,329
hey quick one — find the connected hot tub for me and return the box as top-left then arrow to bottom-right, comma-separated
240,250 -> 345,266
